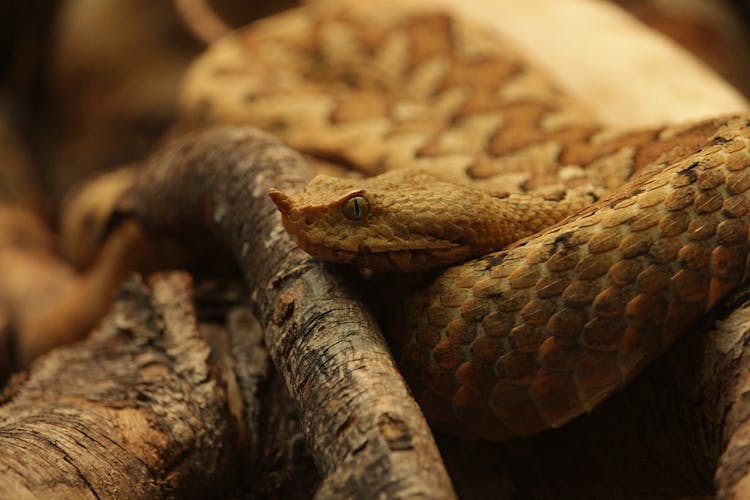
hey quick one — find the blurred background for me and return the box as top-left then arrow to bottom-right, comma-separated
1,0 -> 749,217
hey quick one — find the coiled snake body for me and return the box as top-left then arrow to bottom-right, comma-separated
183,3 -> 750,440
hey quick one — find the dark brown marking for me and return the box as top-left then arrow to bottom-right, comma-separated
552,231 -> 575,253
712,136 -> 729,145
490,192 -> 511,199
542,191 -> 566,202
677,162 -> 699,183
482,251 -> 508,270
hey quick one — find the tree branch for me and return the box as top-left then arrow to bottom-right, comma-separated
0,273 -> 241,497
118,126 -> 456,498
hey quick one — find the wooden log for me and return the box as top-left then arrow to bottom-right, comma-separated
118,127 -> 456,498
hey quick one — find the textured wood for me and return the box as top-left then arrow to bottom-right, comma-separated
0,273 -> 240,498
119,127 -> 456,498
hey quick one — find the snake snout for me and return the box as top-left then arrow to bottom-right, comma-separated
268,188 -> 292,214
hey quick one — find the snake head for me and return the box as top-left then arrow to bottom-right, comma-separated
269,171 -> 505,273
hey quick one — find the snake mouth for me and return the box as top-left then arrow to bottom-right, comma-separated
282,230 -> 429,272
273,212 -> 479,272
292,235 -> 474,273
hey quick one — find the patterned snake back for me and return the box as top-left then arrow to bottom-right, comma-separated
182,2 -> 750,439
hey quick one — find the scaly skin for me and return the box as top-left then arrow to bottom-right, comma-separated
181,3 -> 750,439
272,118 -> 750,439
394,121 -> 750,439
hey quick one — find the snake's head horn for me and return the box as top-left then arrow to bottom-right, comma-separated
268,188 -> 293,214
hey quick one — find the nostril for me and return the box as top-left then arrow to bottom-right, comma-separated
304,212 -> 318,226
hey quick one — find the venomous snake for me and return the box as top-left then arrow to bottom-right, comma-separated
181,2 -> 750,440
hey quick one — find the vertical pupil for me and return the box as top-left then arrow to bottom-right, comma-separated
353,199 -> 360,216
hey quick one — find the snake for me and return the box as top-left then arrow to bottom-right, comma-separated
180,2 -> 750,440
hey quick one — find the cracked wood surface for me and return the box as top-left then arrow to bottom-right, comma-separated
119,127 -> 456,498
0,273 -> 239,498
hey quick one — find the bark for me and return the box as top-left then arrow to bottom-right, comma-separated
0,271 -> 318,498
118,126 -> 456,498
711,293 -> 750,498
195,281 -> 321,498
0,272 -> 241,498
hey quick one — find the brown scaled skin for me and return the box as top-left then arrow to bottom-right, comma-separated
269,169 -> 595,273
269,118 -> 750,441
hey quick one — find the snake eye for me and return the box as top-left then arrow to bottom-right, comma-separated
343,196 -> 369,220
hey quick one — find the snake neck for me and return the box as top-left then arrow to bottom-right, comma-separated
483,190 -> 599,247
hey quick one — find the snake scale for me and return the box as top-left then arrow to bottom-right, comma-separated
182,2 -> 750,440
